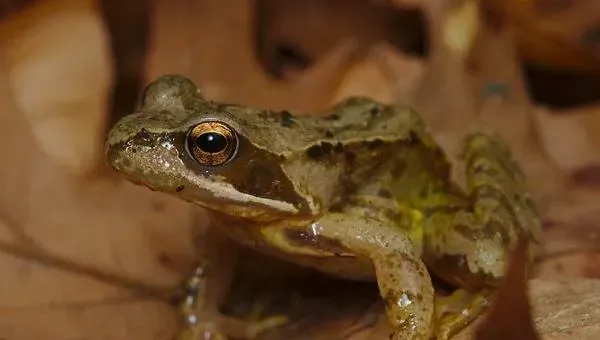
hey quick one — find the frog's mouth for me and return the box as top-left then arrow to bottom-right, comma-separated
112,160 -> 302,222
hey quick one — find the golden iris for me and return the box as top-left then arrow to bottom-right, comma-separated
187,121 -> 238,166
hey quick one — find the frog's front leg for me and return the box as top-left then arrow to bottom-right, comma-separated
422,132 -> 542,338
314,212 -> 435,340
175,226 -> 236,340
175,226 -> 286,340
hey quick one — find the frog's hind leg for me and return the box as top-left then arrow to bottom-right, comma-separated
422,132 -> 542,339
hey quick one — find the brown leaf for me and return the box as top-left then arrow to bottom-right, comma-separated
2,1 -> 600,340
147,0 -> 360,113
534,104 -> 600,173
0,0 -> 111,175
474,239 -> 540,340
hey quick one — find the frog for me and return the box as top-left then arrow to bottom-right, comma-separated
104,75 -> 541,340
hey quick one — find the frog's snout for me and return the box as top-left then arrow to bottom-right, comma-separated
104,139 -> 132,176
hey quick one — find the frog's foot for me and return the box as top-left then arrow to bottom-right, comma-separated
175,317 -> 227,340
434,289 -> 492,340
175,312 -> 289,340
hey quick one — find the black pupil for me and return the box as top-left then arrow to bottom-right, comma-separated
196,132 -> 228,153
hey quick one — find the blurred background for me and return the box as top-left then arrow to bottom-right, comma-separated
0,0 -> 600,339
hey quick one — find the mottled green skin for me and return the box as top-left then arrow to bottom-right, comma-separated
105,75 -> 541,340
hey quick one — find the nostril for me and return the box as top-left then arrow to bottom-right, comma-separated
133,128 -> 155,147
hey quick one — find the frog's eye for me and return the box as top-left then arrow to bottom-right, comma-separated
187,121 -> 238,166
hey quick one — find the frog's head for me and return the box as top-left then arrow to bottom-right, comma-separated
105,75 -> 316,222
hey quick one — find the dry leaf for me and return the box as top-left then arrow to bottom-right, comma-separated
147,0 -> 359,113
534,105 -> 600,172
474,240 -> 540,340
1,1 -> 600,340
0,0 -> 111,175
0,2 -> 196,339
490,0 -> 600,72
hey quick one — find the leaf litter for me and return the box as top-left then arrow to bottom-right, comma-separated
1,0 -> 600,339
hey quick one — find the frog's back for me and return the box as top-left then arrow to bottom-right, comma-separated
215,96 -> 432,157
227,96 -> 457,214
204,96 -> 458,207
